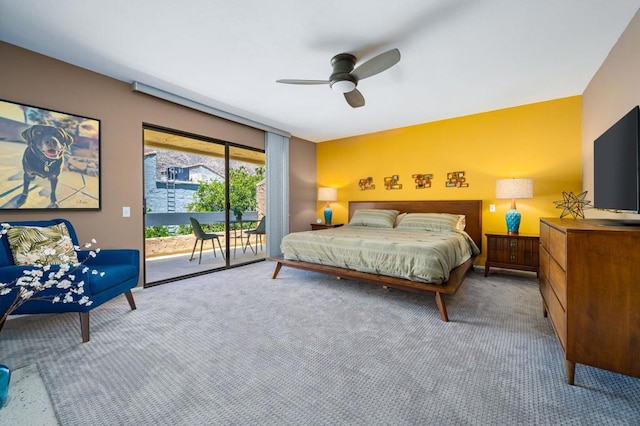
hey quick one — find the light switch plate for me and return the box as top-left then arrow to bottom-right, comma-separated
489,204 -> 496,213
122,206 -> 130,217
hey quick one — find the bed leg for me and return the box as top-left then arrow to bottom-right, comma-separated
435,292 -> 449,322
272,262 -> 283,279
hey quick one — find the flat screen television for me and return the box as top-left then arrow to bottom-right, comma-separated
593,105 -> 640,213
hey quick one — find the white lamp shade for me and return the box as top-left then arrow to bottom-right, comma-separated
495,178 -> 533,199
317,187 -> 338,202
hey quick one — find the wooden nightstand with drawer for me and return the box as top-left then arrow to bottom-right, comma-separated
484,233 -> 539,277
310,223 -> 343,231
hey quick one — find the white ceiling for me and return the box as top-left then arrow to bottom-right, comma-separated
1,0 -> 639,142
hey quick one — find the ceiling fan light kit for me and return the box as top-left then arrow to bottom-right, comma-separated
331,79 -> 356,93
276,48 -> 401,108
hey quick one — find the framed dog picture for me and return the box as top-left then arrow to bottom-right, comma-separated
0,99 -> 101,210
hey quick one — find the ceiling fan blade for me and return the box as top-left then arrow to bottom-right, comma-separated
276,79 -> 330,85
351,48 -> 401,81
344,89 -> 365,108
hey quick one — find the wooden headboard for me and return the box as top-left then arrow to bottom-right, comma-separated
349,200 -> 483,252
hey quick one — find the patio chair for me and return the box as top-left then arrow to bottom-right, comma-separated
189,217 -> 225,264
243,216 -> 266,254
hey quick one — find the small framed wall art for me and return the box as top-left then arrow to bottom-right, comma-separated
384,175 -> 402,190
445,171 -> 469,188
412,173 -> 433,189
358,177 -> 375,190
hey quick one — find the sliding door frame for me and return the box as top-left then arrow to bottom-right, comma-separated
142,123 -> 266,286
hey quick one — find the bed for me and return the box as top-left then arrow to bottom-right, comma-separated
267,200 -> 483,321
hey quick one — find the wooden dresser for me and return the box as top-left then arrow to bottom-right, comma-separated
539,218 -> 640,384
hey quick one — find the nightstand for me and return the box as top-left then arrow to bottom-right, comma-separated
484,233 -> 539,276
310,223 -> 344,231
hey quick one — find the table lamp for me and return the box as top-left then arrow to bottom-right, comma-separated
495,178 -> 533,234
317,187 -> 338,224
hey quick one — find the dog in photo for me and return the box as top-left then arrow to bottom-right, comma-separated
17,124 -> 74,208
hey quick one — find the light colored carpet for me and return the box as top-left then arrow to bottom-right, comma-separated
0,261 -> 639,425
0,363 -> 57,425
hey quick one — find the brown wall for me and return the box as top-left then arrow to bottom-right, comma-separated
582,10 -> 640,219
0,41 -> 317,278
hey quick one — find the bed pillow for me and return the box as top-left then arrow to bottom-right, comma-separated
348,209 -> 399,228
396,213 -> 462,232
6,223 -> 78,266
394,212 -> 407,227
456,215 -> 466,231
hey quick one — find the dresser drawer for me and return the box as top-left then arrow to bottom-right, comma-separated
516,237 -> 539,267
540,221 -> 550,250
541,275 -> 566,349
549,257 -> 567,308
539,245 -> 550,281
487,236 -> 513,264
548,227 -> 567,270
487,235 -> 538,265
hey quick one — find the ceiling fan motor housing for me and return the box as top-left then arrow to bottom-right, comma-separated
329,53 -> 357,90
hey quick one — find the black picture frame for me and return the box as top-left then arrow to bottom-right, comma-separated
0,99 -> 101,210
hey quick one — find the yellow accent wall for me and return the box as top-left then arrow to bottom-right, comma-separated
317,96 -> 582,263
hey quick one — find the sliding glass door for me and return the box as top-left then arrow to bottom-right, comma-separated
143,126 -> 266,286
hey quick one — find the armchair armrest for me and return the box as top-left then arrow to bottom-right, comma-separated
0,265 -> 48,283
0,264 -> 93,282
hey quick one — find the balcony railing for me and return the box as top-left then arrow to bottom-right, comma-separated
145,211 -> 258,227
145,211 -> 262,256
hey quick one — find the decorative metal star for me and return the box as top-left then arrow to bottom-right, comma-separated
553,191 -> 593,219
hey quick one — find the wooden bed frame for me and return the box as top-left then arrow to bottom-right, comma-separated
267,200 -> 483,322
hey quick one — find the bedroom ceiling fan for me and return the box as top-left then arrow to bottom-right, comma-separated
276,48 -> 401,108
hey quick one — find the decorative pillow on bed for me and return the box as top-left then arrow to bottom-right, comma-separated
396,213 -> 462,232
6,223 -> 78,266
349,209 -> 399,228
456,215 -> 466,231
394,212 -> 407,227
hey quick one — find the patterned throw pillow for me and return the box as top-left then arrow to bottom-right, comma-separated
348,209 -> 399,228
6,223 -> 78,266
396,213 -> 462,232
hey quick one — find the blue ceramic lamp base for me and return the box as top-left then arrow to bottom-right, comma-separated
505,208 -> 521,234
324,207 -> 333,225
0,364 -> 9,409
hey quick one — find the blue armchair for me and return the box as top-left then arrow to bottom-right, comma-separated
0,218 -> 139,342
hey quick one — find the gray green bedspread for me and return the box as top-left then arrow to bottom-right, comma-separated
281,225 -> 481,284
